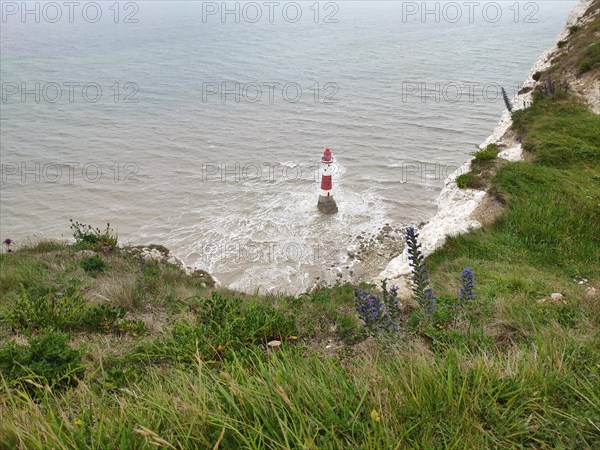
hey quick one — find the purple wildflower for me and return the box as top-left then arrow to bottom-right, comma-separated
3,238 -> 13,252
459,268 -> 475,305
354,281 -> 400,333
425,288 -> 436,314
404,226 -> 435,313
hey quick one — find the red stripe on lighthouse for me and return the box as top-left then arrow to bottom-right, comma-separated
321,175 -> 332,191
320,148 -> 333,192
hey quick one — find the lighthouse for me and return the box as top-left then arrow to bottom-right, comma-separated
317,148 -> 338,214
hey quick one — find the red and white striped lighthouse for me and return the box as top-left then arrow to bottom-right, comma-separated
317,148 -> 338,214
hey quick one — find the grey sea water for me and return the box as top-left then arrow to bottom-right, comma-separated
0,1 -> 577,292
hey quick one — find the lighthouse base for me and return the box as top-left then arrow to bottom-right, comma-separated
317,195 -> 338,214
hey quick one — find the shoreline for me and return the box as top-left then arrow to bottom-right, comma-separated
377,0 -> 596,294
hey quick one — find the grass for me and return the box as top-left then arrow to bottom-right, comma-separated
542,1 -> 600,77
471,143 -> 500,162
455,143 -> 501,190
456,171 -> 482,189
432,94 -> 599,278
1,334 -> 598,448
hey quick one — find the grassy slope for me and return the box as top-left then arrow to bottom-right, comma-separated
2,22 -> 600,450
545,0 -> 600,78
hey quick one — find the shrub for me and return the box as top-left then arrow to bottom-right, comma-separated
80,254 -> 108,275
409,291 -> 489,351
0,331 -> 83,397
580,42 -> 600,72
96,356 -> 142,391
194,292 -> 241,326
2,287 -> 88,332
455,172 -> 484,189
472,143 -> 500,162
82,304 -> 126,330
557,40 -> 567,48
150,321 -> 218,363
116,319 -> 147,336
568,25 -> 580,35
69,219 -> 118,252
240,303 -> 296,344
456,173 -> 471,188
1,285 -> 141,334
83,305 -> 145,335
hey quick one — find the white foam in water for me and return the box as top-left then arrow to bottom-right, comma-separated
190,186 -> 389,294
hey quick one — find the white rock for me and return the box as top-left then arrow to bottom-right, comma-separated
498,145 -> 523,162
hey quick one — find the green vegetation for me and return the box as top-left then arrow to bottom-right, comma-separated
69,219 -> 118,252
455,143 -> 500,190
513,95 -> 600,167
80,254 -> 108,275
145,292 -> 297,365
1,282 -> 145,335
543,1 -> 600,78
1,10 -> 600,447
471,143 -> 500,162
456,172 -> 481,189
0,331 -> 84,398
